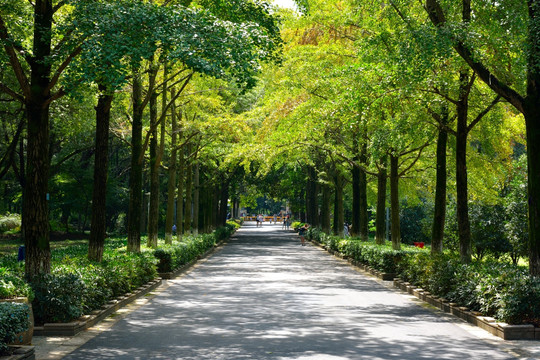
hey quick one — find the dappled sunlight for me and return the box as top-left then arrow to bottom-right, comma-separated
64,225 -> 514,360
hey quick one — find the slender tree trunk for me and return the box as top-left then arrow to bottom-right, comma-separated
193,162 -> 199,235
524,2 -> 540,276
359,139 -> 369,241
127,70 -> 144,252
375,157 -> 387,245
176,137 -> 184,240
219,180 -> 229,227
321,183 -> 331,234
183,148 -> 192,235
431,110 -> 449,254
147,72 -> 159,248
306,166 -> 318,226
390,153 -> 401,250
456,71 -> 472,263
524,101 -> 540,275
333,173 -> 344,236
88,86 -> 113,262
165,90 -> 177,244
351,162 -> 360,236
23,0 -> 53,277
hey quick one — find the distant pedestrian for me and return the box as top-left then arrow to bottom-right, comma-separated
298,223 -> 309,246
273,214 -> 277,224
344,223 -> 350,237
172,224 -> 177,235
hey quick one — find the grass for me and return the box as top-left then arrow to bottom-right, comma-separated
0,236 -> 88,256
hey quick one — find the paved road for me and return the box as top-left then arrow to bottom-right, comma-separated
62,223 -> 524,359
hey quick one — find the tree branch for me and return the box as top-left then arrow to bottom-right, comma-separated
0,82 -> 24,103
0,15 -> 31,99
46,45 -> 83,93
424,0 -> 525,113
467,94 -> 502,133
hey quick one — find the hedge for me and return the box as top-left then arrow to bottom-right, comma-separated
307,227 -> 540,326
0,225 -> 238,325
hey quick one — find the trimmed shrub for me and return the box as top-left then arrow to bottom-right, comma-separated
31,273 -> 86,324
0,302 -> 29,354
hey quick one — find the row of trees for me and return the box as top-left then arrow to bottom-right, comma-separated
1,0 -> 538,278
244,0 -> 535,272
0,0 -> 282,276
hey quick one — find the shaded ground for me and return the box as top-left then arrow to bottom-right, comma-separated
0,233 -> 88,256
59,223 -> 526,359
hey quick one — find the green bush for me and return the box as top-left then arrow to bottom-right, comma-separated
0,302 -> 29,354
396,251 -> 540,324
152,226 -> 236,273
0,268 -> 34,301
0,213 -> 21,234
31,273 -> 86,324
336,239 -> 418,274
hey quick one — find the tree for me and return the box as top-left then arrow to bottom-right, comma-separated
424,0 -> 540,275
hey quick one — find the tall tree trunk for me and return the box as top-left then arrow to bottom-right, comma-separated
351,162 -> 360,236
176,136 -> 184,240
359,137 -> 369,241
165,90 -> 177,244
390,153 -> 401,250
23,0 -> 53,277
127,70 -> 144,253
306,166 -> 318,226
193,162 -> 199,235
321,183 -> 331,234
333,173 -> 344,236
147,71 -> 159,248
524,101 -> 540,275
183,149 -> 192,235
456,71 -> 472,264
88,86 -> 113,262
431,108 -> 449,255
219,180 -> 229,227
524,2 -> 540,276
375,157 -> 387,245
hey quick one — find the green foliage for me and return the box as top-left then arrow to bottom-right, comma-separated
0,268 -> 33,301
338,239 -> 419,274
398,252 -> 539,324
399,200 -> 430,245
503,154 -> 528,264
154,225 -> 235,273
24,238 -> 157,324
0,214 -> 20,233
0,302 -> 29,354
469,203 -> 511,260
30,273 -> 86,324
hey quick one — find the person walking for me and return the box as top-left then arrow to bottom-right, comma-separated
298,223 -> 309,246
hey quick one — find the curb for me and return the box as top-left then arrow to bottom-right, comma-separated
309,239 -> 539,341
33,237 -> 230,337
392,278 -> 540,341
1,346 -> 35,360
33,279 -> 162,337
158,238 -> 227,279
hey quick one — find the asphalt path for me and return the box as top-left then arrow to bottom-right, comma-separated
63,222 -> 521,360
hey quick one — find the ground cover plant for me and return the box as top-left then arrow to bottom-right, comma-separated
0,224 -> 237,325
